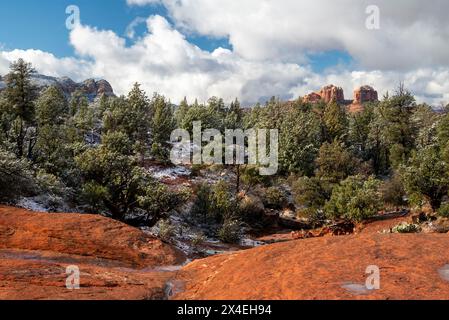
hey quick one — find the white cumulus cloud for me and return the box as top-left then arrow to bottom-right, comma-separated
0,3 -> 448,106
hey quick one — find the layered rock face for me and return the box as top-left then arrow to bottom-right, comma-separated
319,85 -> 345,104
303,92 -> 322,104
0,74 -> 115,101
353,85 -> 378,105
349,85 -> 379,113
304,84 -> 379,113
304,84 -> 345,104
79,78 -> 115,100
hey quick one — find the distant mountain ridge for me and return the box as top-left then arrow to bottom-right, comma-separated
0,73 -> 115,101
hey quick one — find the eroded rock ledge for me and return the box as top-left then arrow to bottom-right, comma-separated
0,206 -> 185,300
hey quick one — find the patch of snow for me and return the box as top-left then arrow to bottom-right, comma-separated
30,74 -> 59,88
148,166 -> 191,181
16,195 -> 76,214
240,238 -> 265,247
341,282 -> 373,295
17,198 -> 49,212
439,265 -> 449,282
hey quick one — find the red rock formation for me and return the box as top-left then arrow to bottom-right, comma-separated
303,92 -> 322,103
319,85 -> 345,104
348,85 -> 379,113
0,206 -> 186,300
0,206 -> 184,268
304,84 -> 345,104
175,232 -> 449,300
353,85 -> 378,104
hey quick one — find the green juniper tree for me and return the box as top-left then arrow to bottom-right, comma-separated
150,93 -> 176,162
3,59 -> 38,159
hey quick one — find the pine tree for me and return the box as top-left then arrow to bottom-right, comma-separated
151,93 -> 175,161
36,86 -> 68,127
323,102 -> 348,142
34,86 -> 72,176
3,59 -> 38,158
127,83 -> 152,161
225,98 -> 243,129
175,97 -> 190,127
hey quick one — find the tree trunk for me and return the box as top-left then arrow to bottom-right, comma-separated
16,119 -> 24,158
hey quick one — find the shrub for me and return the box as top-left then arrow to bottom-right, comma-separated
76,132 -> 183,225
191,232 -> 207,247
324,175 -> 382,222
158,219 -> 175,242
218,219 -> 242,244
380,173 -> 407,207
190,183 -> 212,222
316,141 -> 359,183
35,170 -> 69,197
190,164 -> 204,177
391,222 -> 421,234
190,181 -> 238,223
0,148 -> 36,202
291,176 -> 332,210
400,146 -> 449,211
263,187 -> 287,210
302,209 -> 327,227
238,194 -> 268,230
438,203 -> 449,218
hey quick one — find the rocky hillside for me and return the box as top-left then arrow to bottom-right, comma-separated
0,74 -> 115,101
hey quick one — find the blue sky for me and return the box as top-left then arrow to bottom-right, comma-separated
0,0 -> 349,72
0,0 -> 447,105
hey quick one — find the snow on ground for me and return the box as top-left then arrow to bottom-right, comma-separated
16,195 -> 77,214
147,165 -> 191,181
17,198 -> 49,212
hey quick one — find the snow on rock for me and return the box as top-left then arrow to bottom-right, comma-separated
16,195 -> 75,214
17,198 -> 49,212
147,166 -> 191,181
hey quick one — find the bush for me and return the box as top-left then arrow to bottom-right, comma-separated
324,175 -> 382,222
316,141 -> 359,183
190,183 -> 212,222
438,203 -> 449,218
391,222 -> 421,234
76,132 -> 184,225
190,181 -> 238,223
0,148 -> 36,202
35,170 -> 69,197
300,208 -> 327,227
400,146 -> 449,211
380,173 -> 407,207
191,232 -> 207,247
238,194 -> 268,230
263,187 -> 287,210
291,176 -> 332,210
158,219 -> 175,242
190,164 -> 205,177
218,219 -> 242,244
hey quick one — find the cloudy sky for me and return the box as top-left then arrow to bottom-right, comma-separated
1,0 -> 448,105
